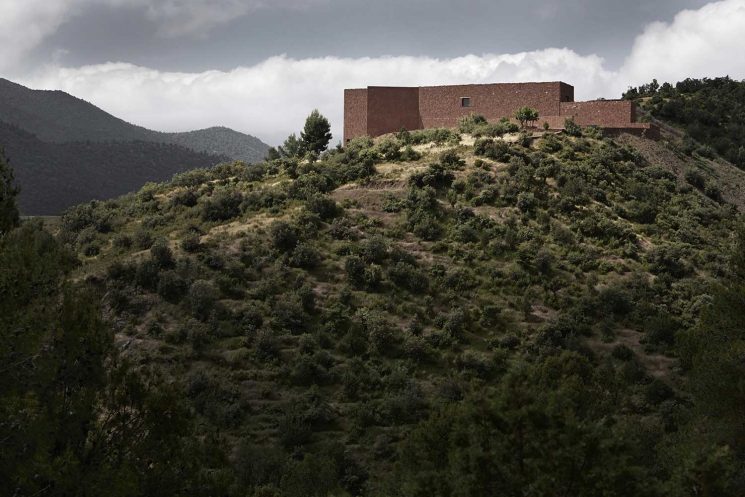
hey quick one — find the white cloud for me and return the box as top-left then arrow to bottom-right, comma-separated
21,50 -> 615,145
621,0 -> 745,86
0,0 -> 80,72
10,0 -> 745,146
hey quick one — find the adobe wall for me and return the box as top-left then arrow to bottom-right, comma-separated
418,82 -> 571,129
342,82 -> 657,141
343,89 -> 368,143
603,124 -> 660,140
560,100 -> 635,128
365,87 -> 421,138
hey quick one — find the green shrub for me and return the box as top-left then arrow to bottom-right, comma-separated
439,149 -> 465,169
611,344 -> 634,361
458,113 -> 488,133
111,233 -> 132,249
646,244 -> 692,278
409,163 -> 455,190
171,189 -> 198,207
202,190 -> 242,221
685,169 -> 706,189
329,217 -> 357,240
134,259 -> 160,290
516,192 -> 537,213
704,181 -> 722,201
539,134 -> 563,153
157,270 -> 188,303
272,297 -> 308,334
150,239 -> 174,268
376,138 -> 402,161
388,262 -> 429,293
133,228 -> 153,250
289,243 -> 322,269
361,235 -> 389,263
474,138 -> 512,161
400,145 -> 422,161
188,280 -> 219,321
408,128 -> 460,145
255,328 -> 280,362
306,194 -> 339,220
181,233 -> 201,252
270,221 -> 299,252
564,118 -> 582,137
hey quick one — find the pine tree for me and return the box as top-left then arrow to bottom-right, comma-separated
279,133 -> 304,158
0,148 -> 19,235
300,110 -> 332,155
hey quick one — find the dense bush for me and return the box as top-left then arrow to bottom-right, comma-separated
626,77 -> 745,168
157,270 -> 189,303
270,221 -> 299,252
474,138 -> 512,161
202,190 -> 242,221
188,279 -> 219,321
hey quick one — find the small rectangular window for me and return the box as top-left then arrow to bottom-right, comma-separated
461,97 -> 471,108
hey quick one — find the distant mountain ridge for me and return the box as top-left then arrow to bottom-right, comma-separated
0,121 -> 229,215
0,78 -> 271,162
0,78 -> 271,214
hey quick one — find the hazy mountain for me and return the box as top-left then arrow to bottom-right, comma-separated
0,78 -> 271,214
0,78 -> 271,162
161,126 -> 270,164
0,121 -> 228,215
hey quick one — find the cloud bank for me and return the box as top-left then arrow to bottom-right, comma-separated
0,0 -> 324,71
11,0 -> 745,145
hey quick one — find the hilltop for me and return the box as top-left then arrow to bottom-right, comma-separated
0,78 -> 271,214
10,112 -> 743,495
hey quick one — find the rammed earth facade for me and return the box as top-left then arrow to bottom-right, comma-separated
343,81 -> 658,142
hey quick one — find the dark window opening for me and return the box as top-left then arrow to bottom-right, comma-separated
461,97 -> 472,107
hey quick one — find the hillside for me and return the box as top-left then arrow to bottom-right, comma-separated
161,126 -> 271,164
0,78 -> 271,161
9,119 -> 744,495
0,78 -> 273,214
624,76 -> 745,168
0,121 -> 228,215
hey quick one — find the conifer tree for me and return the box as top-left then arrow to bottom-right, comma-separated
300,109 -> 332,155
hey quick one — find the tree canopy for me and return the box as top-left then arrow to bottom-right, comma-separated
301,109 -> 333,155
514,107 -> 539,128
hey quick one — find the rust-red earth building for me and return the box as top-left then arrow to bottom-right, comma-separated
343,81 -> 658,141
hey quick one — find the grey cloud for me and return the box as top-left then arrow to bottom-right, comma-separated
17,0 -> 710,74
20,0 -> 745,145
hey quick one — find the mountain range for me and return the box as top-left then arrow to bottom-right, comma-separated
0,78 -> 270,214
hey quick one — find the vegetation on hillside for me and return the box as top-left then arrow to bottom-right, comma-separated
0,78 -> 272,214
2,107 -> 740,495
161,127 -> 271,164
0,121 -> 229,215
0,78 -> 270,162
2,111 -> 744,497
268,109 -> 334,161
624,76 -> 745,168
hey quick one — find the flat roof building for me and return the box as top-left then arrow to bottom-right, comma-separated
343,81 -> 658,142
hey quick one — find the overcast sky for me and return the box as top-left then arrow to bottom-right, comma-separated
1,0 -> 744,144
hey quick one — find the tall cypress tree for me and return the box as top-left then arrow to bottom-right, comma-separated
0,147 -> 20,235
